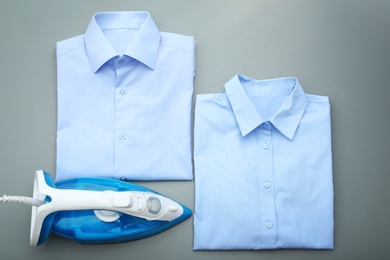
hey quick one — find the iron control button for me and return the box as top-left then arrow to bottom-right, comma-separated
169,205 -> 179,212
112,193 -> 132,207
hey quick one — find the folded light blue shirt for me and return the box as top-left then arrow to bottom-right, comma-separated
194,74 -> 334,250
56,12 -> 195,181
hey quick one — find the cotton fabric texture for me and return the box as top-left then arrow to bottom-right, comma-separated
193,74 -> 334,250
56,12 -> 195,181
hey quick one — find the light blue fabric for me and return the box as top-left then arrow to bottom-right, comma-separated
193,74 -> 333,250
56,12 -> 195,181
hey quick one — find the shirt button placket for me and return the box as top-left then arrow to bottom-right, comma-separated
114,57 -> 130,178
258,121 -> 277,248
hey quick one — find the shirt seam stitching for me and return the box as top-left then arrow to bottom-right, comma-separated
160,42 -> 193,53
307,101 -> 329,103
196,96 -> 222,102
57,44 -> 85,58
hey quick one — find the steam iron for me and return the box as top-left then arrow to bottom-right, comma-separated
1,170 -> 192,246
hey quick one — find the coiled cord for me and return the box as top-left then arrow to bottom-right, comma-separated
0,194 -> 46,206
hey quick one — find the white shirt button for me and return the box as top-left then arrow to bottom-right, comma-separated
262,144 -> 269,150
266,221 -> 273,229
120,89 -> 127,95
118,59 -> 124,64
119,133 -> 127,140
264,181 -> 271,189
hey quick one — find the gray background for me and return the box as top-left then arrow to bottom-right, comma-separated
0,0 -> 389,259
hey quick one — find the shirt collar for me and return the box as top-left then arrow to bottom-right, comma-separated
225,74 -> 308,140
85,11 -> 160,73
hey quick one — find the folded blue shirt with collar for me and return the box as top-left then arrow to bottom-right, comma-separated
193,74 -> 334,250
56,11 -> 195,182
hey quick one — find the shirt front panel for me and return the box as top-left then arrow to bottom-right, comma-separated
193,75 -> 333,250
272,97 -> 333,248
193,96 -> 264,249
56,12 -> 195,181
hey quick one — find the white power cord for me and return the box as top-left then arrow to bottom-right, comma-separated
0,194 -> 46,206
